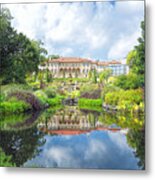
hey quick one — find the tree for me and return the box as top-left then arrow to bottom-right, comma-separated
0,8 -> 47,84
99,69 -> 112,87
48,54 -> 60,59
114,73 -> 141,90
92,68 -> 98,83
127,21 -> 145,88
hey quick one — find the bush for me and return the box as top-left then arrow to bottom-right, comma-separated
1,84 -> 32,97
34,90 -> 48,105
29,81 -> 40,90
80,89 -> 101,99
104,88 -> 144,111
68,90 -> 80,99
101,84 -> 121,99
114,73 -> 142,90
47,97 -> 62,106
8,91 -> 42,110
44,87 -> 56,98
80,83 -> 101,99
80,83 -> 98,93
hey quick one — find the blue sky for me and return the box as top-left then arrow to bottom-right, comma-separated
4,1 -> 144,61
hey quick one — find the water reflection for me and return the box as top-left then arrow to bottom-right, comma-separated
0,126 -> 45,167
0,106 -> 145,169
37,106 -> 126,135
24,130 -> 140,169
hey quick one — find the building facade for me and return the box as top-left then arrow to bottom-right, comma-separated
39,57 -> 129,78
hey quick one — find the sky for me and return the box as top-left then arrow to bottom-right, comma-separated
3,1 -> 144,61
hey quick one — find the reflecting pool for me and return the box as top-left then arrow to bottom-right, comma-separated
0,106 -> 145,169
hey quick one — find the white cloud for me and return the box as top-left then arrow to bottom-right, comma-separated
108,30 -> 141,59
3,1 -> 144,60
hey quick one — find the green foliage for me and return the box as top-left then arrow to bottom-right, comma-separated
53,78 -> 89,83
126,21 -> 145,87
48,54 -> 60,59
0,7 -> 47,84
80,83 -> 98,94
104,89 -> 144,111
0,113 -> 30,130
46,69 -> 52,83
127,128 -> 145,169
80,83 -> 101,99
34,90 -> 48,105
78,98 -> 102,107
99,69 -> 112,86
101,84 -> 121,99
1,84 -> 32,97
0,126 -> 45,167
44,87 -> 56,98
79,105 -> 103,112
68,90 -> 80,99
9,91 -> 42,110
0,99 -> 30,114
28,81 -> 40,90
47,97 -> 62,106
0,148 -> 15,167
114,73 -> 142,90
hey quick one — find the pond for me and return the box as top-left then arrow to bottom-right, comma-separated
0,106 -> 145,170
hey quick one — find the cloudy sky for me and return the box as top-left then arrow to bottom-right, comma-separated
3,1 -> 144,60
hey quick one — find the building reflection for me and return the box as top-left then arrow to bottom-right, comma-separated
37,106 -> 124,135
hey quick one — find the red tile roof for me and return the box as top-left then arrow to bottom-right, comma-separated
97,62 -> 109,66
47,57 -> 122,65
49,57 -> 92,63
108,60 -> 122,64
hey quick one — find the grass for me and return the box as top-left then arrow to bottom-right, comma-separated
53,78 -> 89,83
78,98 -> 103,107
0,99 -> 31,114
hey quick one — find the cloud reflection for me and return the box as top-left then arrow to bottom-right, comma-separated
24,130 -> 139,169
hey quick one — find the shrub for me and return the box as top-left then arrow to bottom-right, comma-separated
80,83 -> 98,93
104,88 -> 144,111
34,90 -> 48,105
1,84 -> 32,97
101,84 -> 121,99
80,89 -> 101,99
44,87 -> 56,98
80,83 -> 101,99
114,73 -> 142,90
8,91 -> 42,110
47,97 -> 62,106
29,81 -> 40,90
68,90 -> 80,99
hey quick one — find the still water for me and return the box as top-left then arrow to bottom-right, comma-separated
0,106 -> 145,170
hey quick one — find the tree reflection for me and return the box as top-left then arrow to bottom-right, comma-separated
127,127 -> 145,169
0,126 -> 45,167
